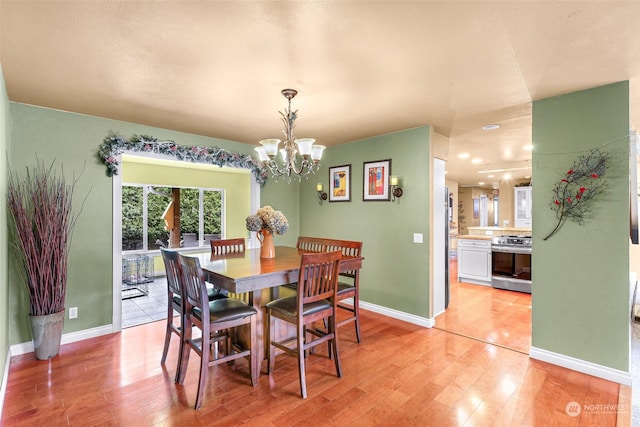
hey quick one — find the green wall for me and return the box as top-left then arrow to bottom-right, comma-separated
6,82 -> 631,378
532,82 -> 630,371
7,103 -> 298,344
0,65 -> 9,390
298,127 -> 431,316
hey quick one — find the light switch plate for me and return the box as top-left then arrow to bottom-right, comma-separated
413,233 -> 423,243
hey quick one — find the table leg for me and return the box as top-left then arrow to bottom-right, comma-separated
249,289 -> 265,382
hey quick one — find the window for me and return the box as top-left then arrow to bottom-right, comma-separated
122,184 -> 223,252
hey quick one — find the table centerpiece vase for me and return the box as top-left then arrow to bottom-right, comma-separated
257,229 -> 276,258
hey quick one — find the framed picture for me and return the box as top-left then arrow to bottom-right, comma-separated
363,159 -> 391,201
473,198 -> 479,218
329,164 -> 351,202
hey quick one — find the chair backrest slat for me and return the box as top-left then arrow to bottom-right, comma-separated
210,238 -> 246,255
298,250 -> 342,305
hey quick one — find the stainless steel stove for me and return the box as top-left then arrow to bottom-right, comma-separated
491,235 -> 532,252
491,235 -> 532,293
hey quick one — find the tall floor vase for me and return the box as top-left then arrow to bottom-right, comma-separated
29,310 -> 65,360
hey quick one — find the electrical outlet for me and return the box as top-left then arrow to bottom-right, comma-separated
413,233 -> 423,243
69,307 -> 78,319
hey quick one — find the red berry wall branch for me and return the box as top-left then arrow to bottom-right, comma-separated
543,148 -> 608,241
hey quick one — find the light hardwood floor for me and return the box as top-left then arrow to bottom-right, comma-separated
436,260 -> 532,354
1,267 -> 630,426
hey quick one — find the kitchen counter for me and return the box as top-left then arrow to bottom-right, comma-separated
456,235 -> 492,241
467,226 -> 531,237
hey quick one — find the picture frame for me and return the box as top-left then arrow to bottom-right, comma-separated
473,198 -> 479,218
329,164 -> 351,202
363,159 -> 391,201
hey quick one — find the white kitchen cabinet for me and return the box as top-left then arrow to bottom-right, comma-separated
457,238 -> 492,286
514,186 -> 532,228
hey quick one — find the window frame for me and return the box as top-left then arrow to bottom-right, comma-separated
121,183 -> 225,254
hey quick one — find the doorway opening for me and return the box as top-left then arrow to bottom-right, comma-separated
435,184 -> 531,354
111,154 -> 259,331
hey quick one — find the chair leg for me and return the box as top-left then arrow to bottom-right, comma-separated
353,296 -> 361,343
177,319 -> 192,385
297,322 -> 307,399
194,333 -> 210,410
174,311 -> 186,383
330,314 -> 342,378
249,315 -> 258,386
326,323 -> 333,360
160,303 -> 174,364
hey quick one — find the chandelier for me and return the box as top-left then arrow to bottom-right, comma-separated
254,89 -> 325,182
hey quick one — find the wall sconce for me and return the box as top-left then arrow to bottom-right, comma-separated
316,183 -> 327,205
390,175 -> 403,202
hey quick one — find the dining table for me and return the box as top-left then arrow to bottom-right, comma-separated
192,245 -> 364,384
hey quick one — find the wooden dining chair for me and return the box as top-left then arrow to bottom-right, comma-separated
176,253 -> 257,410
265,250 -> 343,399
296,236 -> 327,253
211,237 -> 248,302
210,237 -> 245,255
159,248 -> 186,383
160,248 -> 229,382
325,240 -> 363,343
296,237 -> 364,343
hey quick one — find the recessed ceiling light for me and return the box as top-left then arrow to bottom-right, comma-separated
487,174 -> 495,178
458,152 -> 470,159
482,124 -> 501,131
471,158 -> 483,164
478,182 -> 485,185
504,173 -> 511,179
524,144 -> 534,151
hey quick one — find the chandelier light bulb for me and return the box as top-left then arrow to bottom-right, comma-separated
311,145 -> 325,162
259,139 -> 280,158
254,146 -> 269,162
296,138 -> 315,158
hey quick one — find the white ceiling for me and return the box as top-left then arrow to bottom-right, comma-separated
1,1 -> 640,188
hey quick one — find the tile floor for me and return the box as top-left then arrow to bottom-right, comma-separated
121,277 -> 169,328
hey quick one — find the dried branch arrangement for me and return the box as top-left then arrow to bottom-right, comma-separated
7,161 -> 80,316
543,148 -> 608,241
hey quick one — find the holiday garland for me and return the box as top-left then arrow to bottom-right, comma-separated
98,133 -> 268,185
543,148 -> 608,240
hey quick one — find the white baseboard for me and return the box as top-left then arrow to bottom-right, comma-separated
9,324 -> 115,357
353,298 -> 435,328
529,346 -> 632,386
0,349 -> 10,420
